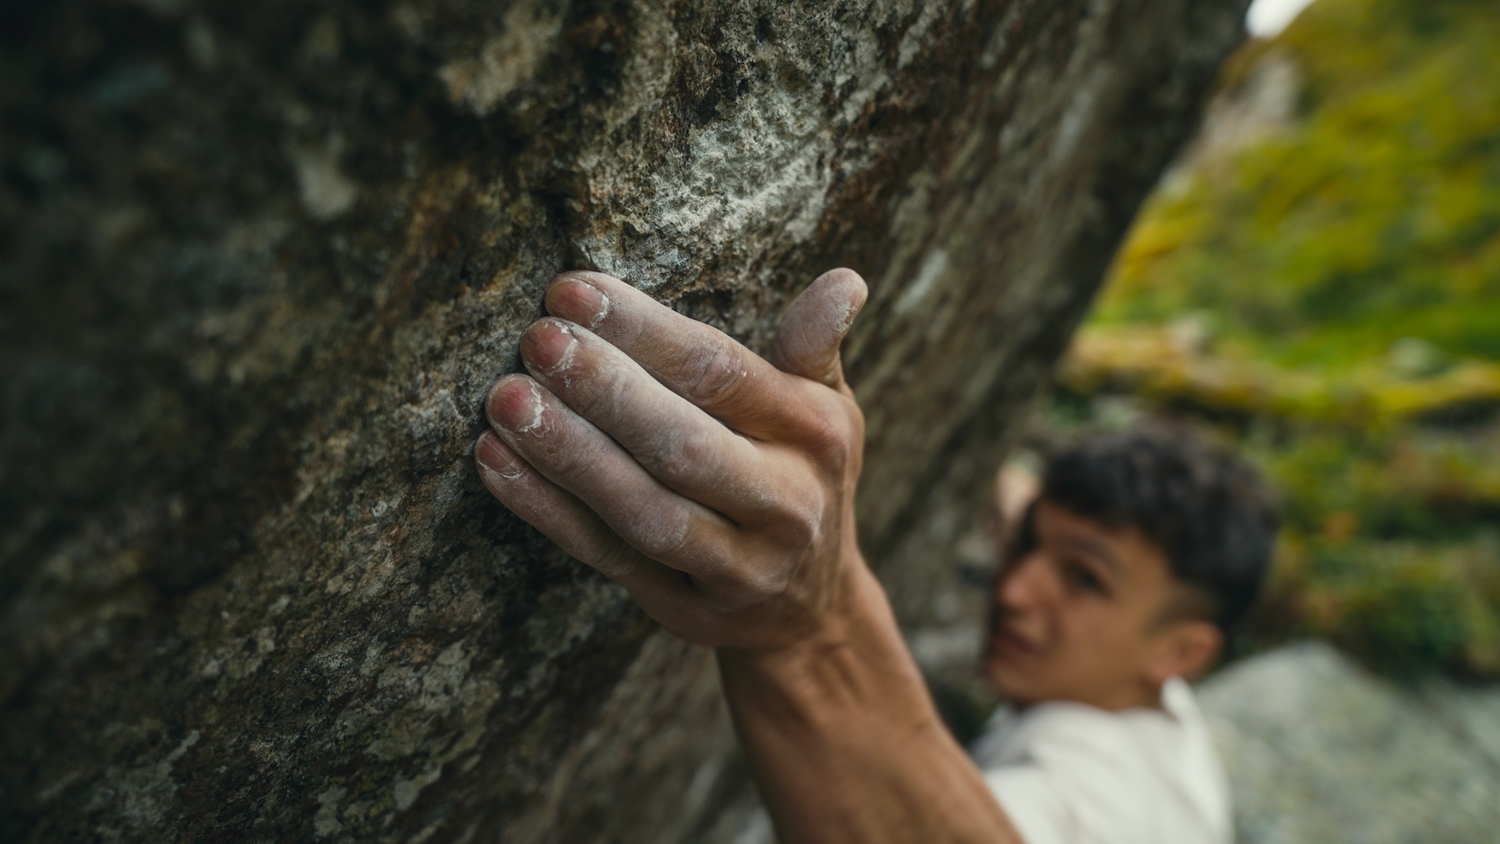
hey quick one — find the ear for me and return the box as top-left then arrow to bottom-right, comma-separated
1146,620 -> 1222,685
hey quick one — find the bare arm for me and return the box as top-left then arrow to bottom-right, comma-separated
719,570 -> 1022,843
474,269 -> 1022,843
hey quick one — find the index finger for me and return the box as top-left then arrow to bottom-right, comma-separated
544,271 -> 797,438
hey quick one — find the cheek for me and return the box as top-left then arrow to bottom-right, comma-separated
1073,608 -> 1157,669
1055,602 -> 1129,657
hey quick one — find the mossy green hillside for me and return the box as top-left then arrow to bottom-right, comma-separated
1066,0 -> 1500,677
1099,0 -> 1500,378
1239,427 -> 1500,676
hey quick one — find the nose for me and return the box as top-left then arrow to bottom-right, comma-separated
995,551 -> 1049,613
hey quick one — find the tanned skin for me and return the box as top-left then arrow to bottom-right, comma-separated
474,269 -> 1022,843
985,501 -> 1223,712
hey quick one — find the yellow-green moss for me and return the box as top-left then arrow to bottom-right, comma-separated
1094,0 -> 1500,378
1066,0 -> 1500,677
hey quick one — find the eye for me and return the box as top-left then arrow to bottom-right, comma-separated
1063,560 -> 1106,594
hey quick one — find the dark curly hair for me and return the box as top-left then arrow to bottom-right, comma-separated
1019,425 -> 1280,633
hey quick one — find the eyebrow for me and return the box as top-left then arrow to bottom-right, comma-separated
1058,535 -> 1124,577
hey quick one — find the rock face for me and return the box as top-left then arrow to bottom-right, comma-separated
0,1 -> 1246,841
1199,642 -> 1500,844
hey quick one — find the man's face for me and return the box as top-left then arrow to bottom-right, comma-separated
983,499 -> 1195,711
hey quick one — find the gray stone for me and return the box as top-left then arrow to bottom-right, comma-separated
0,1 -> 1248,841
1200,642 -> 1500,844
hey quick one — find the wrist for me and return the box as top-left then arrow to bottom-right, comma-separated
716,547 -> 878,671
716,558 -> 940,740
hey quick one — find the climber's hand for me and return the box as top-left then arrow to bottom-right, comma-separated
474,269 -> 869,652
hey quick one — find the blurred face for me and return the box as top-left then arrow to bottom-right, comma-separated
984,499 -> 1215,711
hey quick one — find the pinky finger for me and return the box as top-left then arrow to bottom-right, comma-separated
473,432 -> 690,598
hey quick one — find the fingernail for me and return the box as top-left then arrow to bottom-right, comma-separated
522,320 -> 578,376
558,278 -> 610,328
485,377 -> 545,434
474,432 -> 528,481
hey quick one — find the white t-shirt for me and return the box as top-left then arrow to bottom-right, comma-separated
969,678 -> 1231,844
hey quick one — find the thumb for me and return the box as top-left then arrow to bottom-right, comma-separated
771,268 -> 868,388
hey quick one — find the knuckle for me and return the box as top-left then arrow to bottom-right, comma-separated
771,498 -> 823,550
746,563 -> 793,600
738,466 -> 826,547
710,564 -> 792,615
708,572 -> 786,617
683,340 -> 749,409
539,433 -> 594,480
647,426 -> 718,487
799,407 -> 856,470
628,509 -> 692,562
572,359 -> 632,424
588,534 -> 639,579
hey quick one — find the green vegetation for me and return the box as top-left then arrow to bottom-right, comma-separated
1239,429 -> 1500,675
1061,0 -> 1500,677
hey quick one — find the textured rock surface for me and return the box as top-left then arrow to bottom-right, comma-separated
1200,642 -> 1500,844
0,1 -> 1246,841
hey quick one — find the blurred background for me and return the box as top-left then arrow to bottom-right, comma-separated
1038,0 -> 1500,839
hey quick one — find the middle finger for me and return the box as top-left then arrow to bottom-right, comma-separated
517,317 -> 784,524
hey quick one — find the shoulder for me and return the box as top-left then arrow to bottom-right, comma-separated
972,682 -> 1231,844
974,699 -> 1141,772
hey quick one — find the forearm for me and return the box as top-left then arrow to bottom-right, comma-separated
717,560 -> 1023,844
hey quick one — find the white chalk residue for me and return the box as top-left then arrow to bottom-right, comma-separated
479,454 -> 528,485
516,379 -> 546,434
591,289 -> 611,326
542,323 -> 578,378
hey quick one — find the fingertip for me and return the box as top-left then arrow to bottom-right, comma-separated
553,269 -> 623,286
520,318 -> 580,376
810,268 -> 868,336
485,374 -> 546,434
545,276 -> 612,329
771,268 -> 869,384
474,430 -> 531,487
813,267 -> 868,296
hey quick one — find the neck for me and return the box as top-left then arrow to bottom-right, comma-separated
1007,680 -> 1165,714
